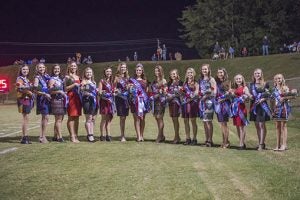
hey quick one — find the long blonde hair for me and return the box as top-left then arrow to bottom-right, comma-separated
233,74 -> 246,89
252,68 -> 265,86
82,67 -> 95,83
154,65 -> 165,85
115,62 -> 129,79
184,67 -> 196,84
273,74 -> 288,92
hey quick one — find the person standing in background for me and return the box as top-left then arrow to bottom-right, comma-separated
262,36 -> 270,56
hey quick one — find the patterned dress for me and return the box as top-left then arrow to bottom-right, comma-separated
249,83 -> 271,122
199,78 -> 215,121
129,78 -> 149,117
16,76 -> 34,114
50,76 -> 66,115
150,80 -> 167,116
167,80 -> 183,117
82,81 -> 98,115
181,82 -> 199,118
35,74 -> 51,115
99,79 -> 115,115
271,87 -> 291,121
66,78 -> 82,117
215,81 -> 232,122
115,77 -> 129,116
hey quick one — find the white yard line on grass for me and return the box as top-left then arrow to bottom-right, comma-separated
0,147 -> 18,155
0,121 -> 54,138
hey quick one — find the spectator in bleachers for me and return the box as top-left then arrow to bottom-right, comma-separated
133,52 -> 138,61
213,41 -> 220,54
162,44 -> 167,61
87,56 -> 93,64
40,58 -> 46,63
219,47 -> 226,59
229,46 -> 235,59
169,52 -> 173,61
262,35 -> 269,56
174,51 -> 182,61
241,47 -> 248,57
157,46 -> 162,60
151,53 -> 157,61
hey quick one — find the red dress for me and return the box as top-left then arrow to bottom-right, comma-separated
99,80 -> 114,115
233,86 -> 247,126
67,79 -> 82,117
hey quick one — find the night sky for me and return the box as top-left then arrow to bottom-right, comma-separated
0,0 -> 197,66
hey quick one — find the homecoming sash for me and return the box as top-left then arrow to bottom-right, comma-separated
35,75 -> 51,109
181,84 -> 197,105
149,82 -> 167,113
130,78 -> 149,118
272,88 -> 290,119
82,82 -> 97,110
199,79 -> 215,118
16,76 -> 34,108
115,78 -> 130,108
167,83 -> 181,113
231,95 -> 250,126
50,76 -> 69,108
215,93 -> 232,118
250,84 -> 272,117
100,80 -> 116,114
66,76 -> 82,103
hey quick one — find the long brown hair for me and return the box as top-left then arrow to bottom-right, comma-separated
51,64 -> 64,80
18,64 -> 30,78
252,68 -> 265,86
103,66 -> 113,83
168,69 -> 180,84
200,63 -> 211,80
134,63 -> 147,81
154,65 -> 165,85
115,62 -> 129,79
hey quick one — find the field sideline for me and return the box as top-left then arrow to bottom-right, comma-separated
0,103 -> 299,200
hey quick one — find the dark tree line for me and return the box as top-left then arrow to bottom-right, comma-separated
178,0 -> 300,57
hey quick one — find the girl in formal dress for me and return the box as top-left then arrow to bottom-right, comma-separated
150,65 -> 168,143
81,67 -> 98,142
271,74 -> 296,151
128,63 -> 149,142
48,64 -> 66,142
199,64 -> 217,147
230,74 -> 251,150
114,62 -> 130,142
16,64 -> 34,144
33,63 -> 51,143
65,61 -> 82,143
215,68 -> 232,148
99,66 -> 115,141
167,69 -> 183,144
249,69 -> 272,150
181,68 -> 199,145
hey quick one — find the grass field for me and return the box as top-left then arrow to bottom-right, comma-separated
0,54 -> 300,199
0,103 -> 299,200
